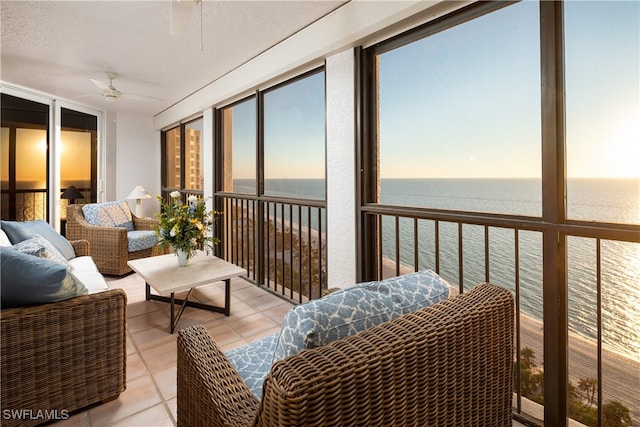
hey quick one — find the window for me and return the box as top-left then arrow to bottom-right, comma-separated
220,97 -> 256,194
362,1 -> 639,426
375,1 -> 541,216
216,69 -> 327,301
263,70 -> 326,200
162,117 -> 203,195
164,126 -> 181,190
565,1 -> 640,225
1,94 -> 49,221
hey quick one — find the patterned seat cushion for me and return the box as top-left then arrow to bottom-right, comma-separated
82,201 -> 134,231
224,333 -> 279,400
127,230 -> 158,252
272,269 -> 450,364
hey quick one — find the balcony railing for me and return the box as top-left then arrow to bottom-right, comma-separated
1,188 -> 47,221
216,192 -> 327,303
360,203 -> 640,426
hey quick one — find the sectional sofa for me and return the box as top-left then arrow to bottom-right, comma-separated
0,220 -> 126,427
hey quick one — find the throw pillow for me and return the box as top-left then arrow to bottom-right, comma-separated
0,219 -> 76,260
272,269 -> 450,364
0,248 -> 88,309
82,201 -> 134,231
10,235 -> 74,270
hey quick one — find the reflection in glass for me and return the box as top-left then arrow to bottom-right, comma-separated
185,118 -> 203,191
222,97 -> 256,194
165,127 -> 181,189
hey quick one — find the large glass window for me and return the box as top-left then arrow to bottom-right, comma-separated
376,1 -> 541,216
220,97 -> 256,194
564,3 -> 640,426
164,126 -> 181,190
565,1 -> 640,225
263,70 -> 326,200
365,1 -> 639,426
1,94 -> 49,221
162,117 -> 203,194
216,69 -> 327,301
184,118 -> 203,191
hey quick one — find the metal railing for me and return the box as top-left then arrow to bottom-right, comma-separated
360,203 -> 640,426
1,189 -> 48,221
217,192 -> 327,303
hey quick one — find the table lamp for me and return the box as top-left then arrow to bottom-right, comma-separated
61,185 -> 85,204
127,185 -> 152,217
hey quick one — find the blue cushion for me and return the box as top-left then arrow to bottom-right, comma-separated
127,230 -> 158,252
1,219 -> 76,260
82,201 -> 134,231
272,270 -> 450,364
224,333 -> 279,400
0,248 -> 87,309
10,235 -> 73,270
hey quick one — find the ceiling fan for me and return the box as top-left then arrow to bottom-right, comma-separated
170,0 -> 201,35
90,72 -> 121,102
89,72 -> 162,103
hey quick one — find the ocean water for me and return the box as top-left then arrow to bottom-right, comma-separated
234,177 -> 640,361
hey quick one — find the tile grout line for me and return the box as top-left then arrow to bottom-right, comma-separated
126,317 -> 178,426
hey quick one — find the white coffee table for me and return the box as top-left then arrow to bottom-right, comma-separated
128,251 -> 247,333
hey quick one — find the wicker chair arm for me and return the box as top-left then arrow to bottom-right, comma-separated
133,215 -> 159,231
177,325 -> 258,427
70,239 -> 90,257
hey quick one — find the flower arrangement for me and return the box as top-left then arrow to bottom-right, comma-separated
154,191 -> 220,262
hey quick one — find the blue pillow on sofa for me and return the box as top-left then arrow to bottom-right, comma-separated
0,248 -> 87,309
1,219 -> 76,260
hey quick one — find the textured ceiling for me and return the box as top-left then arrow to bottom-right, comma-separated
1,0 -> 346,116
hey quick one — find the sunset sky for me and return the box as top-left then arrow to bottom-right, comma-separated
231,1 -> 638,181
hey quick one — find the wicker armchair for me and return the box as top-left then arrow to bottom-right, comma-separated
1,241 -> 127,427
177,283 -> 515,427
66,204 -> 162,275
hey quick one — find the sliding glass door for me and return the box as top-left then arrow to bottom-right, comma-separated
1,93 -> 50,221
1,92 -> 99,231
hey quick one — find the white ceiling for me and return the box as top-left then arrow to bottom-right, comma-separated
1,0 -> 346,117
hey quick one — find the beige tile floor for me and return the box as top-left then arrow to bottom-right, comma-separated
52,272 -> 528,427
53,273 -> 293,427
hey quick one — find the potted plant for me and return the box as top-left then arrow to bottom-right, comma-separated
155,191 -> 220,266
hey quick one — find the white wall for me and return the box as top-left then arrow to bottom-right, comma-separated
114,112 -> 161,218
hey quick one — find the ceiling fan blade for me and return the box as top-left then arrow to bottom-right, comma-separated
122,93 -> 165,102
170,0 -> 198,35
90,79 -> 110,92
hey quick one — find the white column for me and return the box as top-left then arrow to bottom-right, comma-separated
325,48 -> 357,288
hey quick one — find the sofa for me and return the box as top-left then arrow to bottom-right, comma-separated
0,221 -> 127,427
66,201 -> 161,275
177,271 -> 515,426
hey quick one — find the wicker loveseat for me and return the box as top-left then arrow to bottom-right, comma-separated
0,240 -> 127,427
177,273 -> 515,427
66,202 -> 161,275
